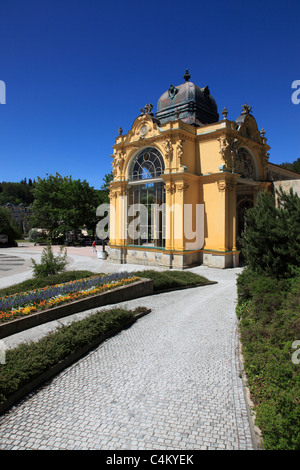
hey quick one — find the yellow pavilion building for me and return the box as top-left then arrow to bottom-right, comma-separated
108,70 -> 299,269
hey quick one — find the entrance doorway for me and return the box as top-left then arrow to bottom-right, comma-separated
236,198 -> 254,251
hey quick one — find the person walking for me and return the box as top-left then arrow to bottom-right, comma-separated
92,240 -> 97,253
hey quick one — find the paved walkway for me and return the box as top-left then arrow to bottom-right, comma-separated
0,245 -> 255,450
0,243 -> 148,288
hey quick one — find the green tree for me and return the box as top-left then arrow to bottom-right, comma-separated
0,180 -> 34,205
0,207 -> 22,246
30,173 -> 101,240
278,157 -> 300,174
98,172 -> 113,204
100,172 -> 113,190
239,188 -> 300,278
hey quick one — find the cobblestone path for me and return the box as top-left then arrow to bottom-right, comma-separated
0,267 -> 255,450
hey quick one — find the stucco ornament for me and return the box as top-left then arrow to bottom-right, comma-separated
176,140 -> 183,160
112,151 -> 125,177
163,139 -> 173,163
217,136 -> 237,171
233,148 -> 256,179
168,84 -> 178,99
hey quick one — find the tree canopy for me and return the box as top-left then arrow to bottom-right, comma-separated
0,207 -> 22,246
0,179 -> 34,206
29,173 -> 102,239
100,172 -> 114,192
278,157 -> 300,174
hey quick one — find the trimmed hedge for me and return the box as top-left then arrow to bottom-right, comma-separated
0,307 -> 145,405
237,268 -> 300,450
132,269 -> 212,292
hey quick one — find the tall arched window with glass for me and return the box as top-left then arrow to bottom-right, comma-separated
127,147 -> 165,247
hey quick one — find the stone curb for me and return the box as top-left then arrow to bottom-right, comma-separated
237,328 -> 263,450
0,278 -> 153,340
0,308 -> 151,416
153,280 -> 217,295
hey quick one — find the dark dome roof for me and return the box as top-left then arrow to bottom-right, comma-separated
155,70 -> 219,126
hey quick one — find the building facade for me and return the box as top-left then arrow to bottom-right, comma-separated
3,203 -> 32,235
108,71 -> 299,269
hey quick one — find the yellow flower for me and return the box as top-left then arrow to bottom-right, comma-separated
22,306 -> 32,315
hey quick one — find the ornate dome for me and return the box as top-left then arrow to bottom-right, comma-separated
155,70 -> 219,126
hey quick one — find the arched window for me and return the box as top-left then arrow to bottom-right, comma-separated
127,147 -> 165,247
129,147 -> 164,181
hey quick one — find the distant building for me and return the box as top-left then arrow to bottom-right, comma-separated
273,179 -> 300,207
109,70 -> 300,269
3,203 -> 32,234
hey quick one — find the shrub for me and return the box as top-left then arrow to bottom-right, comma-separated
237,269 -> 300,450
31,241 -> 68,277
0,307 -> 138,404
0,207 -> 21,246
132,269 -> 211,291
239,188 -> 300,279
28,228 -> 38,242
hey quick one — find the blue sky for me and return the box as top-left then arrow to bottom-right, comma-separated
0,0 -> 299,189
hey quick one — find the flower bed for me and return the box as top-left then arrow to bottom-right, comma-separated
0,273 -> 139,323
